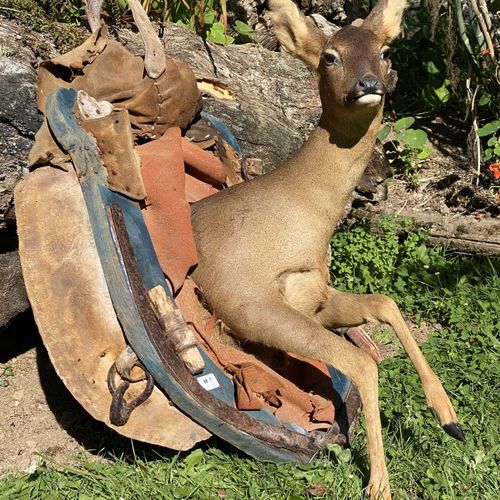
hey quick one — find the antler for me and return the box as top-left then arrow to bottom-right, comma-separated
87,0 -> 104,38
86,0 -> 166,79
127,0 -> 166,79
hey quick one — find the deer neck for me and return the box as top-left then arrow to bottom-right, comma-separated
279,105 -> 383,229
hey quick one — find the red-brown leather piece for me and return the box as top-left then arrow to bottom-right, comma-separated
185,173 -> 220,203
138,127 -> 198,292
181,137 -> 227,186
176,279 -> 335,432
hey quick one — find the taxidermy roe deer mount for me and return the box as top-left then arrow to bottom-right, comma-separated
191,0 -> 464,498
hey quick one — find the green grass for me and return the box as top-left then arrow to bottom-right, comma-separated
1,221 -> 499,499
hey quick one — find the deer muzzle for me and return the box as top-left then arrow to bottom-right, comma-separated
347,74 -> 386,105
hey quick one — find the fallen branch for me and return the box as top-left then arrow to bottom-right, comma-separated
470,0 -> 496,63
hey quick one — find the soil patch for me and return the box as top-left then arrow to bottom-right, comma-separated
351,117 -> 499,255
0,311 -> 154,477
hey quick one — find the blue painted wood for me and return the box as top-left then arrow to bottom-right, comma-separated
201,111 -> 242,155
45,88 -> 356,462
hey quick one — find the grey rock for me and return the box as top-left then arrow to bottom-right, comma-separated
0,19 -> 45,230
299,0 -> 347,21
0,123 -> 33,227
227,0 -> 347,26
227,0 -> 266,27
0,18 -> 55,327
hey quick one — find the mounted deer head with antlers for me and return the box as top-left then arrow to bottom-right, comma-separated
191,1 -> 464,498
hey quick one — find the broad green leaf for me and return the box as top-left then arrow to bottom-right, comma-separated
394,116 -> 415,131
207,22 -> 234,45
234,20 -> 255,36
377,124 -> 392,141
210,22 -> 224,34
3,367 -> 13,377
425,60 -> 440,74
203,8 -> 215,25
422,81 -> 450,107
434,84 -> 450,103
422,84 -> 439,106
176,19 -> 191,30
479,93 -> 491,106
417,145 -> 432,159
397,128 -> 428,149
326,443 -> 342,455
339,448 -> 352,463
487,136 -> 498,146
477,120 -> 500,137
184,448 -> 203,469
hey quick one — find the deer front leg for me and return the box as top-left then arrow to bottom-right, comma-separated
226,301 -> 391,499
315,288 -> 465,441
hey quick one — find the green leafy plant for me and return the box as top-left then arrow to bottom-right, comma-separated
233,19 -> 255,43
147,0 -> 254,46
0,366 -> 14,388
477,119 -> 500,162
421,78 -> 452,109
2,1 -> 244,46
205,21 -> 234,45
378,117 -> 431,185
122,0 -> 237,46
329,218 -> 447,317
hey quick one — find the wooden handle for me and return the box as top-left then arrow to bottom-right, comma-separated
148,285 -> 205,374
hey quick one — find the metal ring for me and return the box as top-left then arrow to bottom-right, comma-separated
107,362 -> 155,426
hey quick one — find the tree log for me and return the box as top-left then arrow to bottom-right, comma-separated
354,205 -> 500,255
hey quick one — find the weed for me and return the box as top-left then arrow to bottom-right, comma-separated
478,119 -> 500,163
378,117 -> 431,186
0,366 -> 14,388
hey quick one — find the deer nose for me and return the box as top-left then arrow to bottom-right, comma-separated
354,75 -> 384,95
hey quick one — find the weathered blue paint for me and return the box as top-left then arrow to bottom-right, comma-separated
201,111 -> 242,155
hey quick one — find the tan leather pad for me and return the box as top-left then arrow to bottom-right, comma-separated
81,108 -> 146,201
15,167 -> 210,448
29,31 -> 201,167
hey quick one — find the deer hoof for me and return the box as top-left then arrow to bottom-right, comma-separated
442,422 -> 466,442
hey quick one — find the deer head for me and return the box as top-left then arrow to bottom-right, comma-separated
269,0 -> 407,126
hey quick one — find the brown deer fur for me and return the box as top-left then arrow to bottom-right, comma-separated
190,1 -> 463,498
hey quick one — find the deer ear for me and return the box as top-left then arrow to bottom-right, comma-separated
269,0 -> 328,70
362,0 -> 407,44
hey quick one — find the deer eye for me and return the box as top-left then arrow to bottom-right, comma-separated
322,52 -> 340,65
380,48 -> 391,61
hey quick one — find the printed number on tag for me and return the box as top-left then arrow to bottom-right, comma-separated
197,373 -> 220,391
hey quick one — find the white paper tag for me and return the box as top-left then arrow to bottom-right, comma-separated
197,373 -> 220,391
